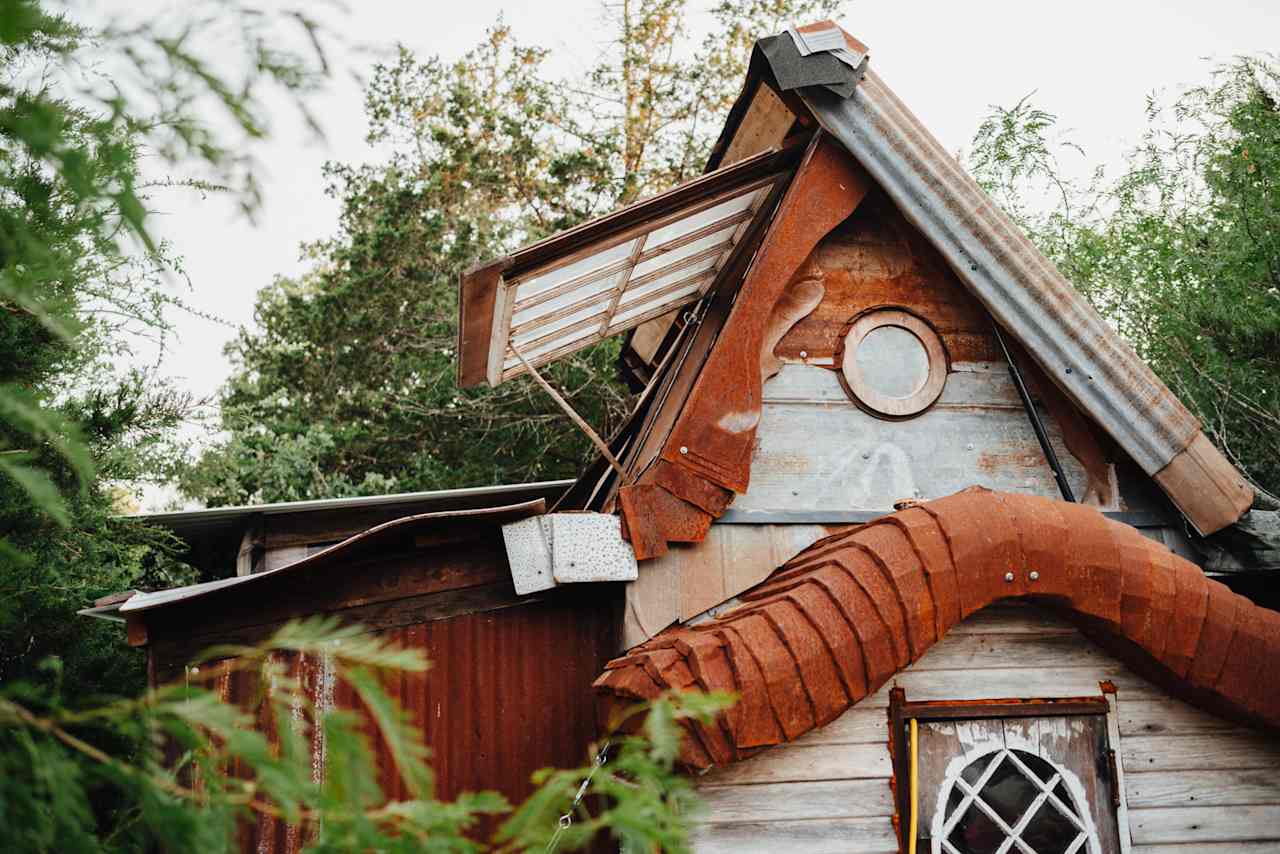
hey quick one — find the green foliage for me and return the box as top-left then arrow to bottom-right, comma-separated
182,0 -> 845,506
1,616 -> 729,852
0,2 -> 735,851
0,0 -> 332,694
968,56 -> 1280,499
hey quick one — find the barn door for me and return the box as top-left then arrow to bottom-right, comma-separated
892,696 -> 1125,854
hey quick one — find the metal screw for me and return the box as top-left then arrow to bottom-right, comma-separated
1029,570 -> 1040,581
679,446 -> 688,455
966,443 -> 974,451
861,452 -> 870,460
1004,572 -> 1014,583
799,350 -> 808,358
1065,366 -> 1074,374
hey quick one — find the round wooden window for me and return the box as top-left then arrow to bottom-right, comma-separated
839,308 -> 947,418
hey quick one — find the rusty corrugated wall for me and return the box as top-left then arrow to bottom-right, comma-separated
204,592 -> 619,852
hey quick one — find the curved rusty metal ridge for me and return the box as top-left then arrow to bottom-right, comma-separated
593,488 -> 1280,770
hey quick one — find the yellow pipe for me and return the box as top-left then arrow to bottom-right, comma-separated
908,717 -> 919,854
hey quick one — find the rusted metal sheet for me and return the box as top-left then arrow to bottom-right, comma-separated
775,192 -> 1001,367
662,133 -> 870,495
115,500 -> 546,619
194,590 -> 621,852
597,488 -> 1280,771
797,68 -> 1252,531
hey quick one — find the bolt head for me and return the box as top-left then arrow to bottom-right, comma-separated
1029,570 -> 1040,581
799,350 -> 808,358
679,446 -> 688,455
1004,572 -> 1014,583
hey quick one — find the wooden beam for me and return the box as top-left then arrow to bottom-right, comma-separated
1154,433 -> 1253,534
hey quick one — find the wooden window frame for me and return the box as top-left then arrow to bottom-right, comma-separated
888,688 -> 1132,854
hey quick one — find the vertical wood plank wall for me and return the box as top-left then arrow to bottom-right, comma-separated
691,604 -> 1280,853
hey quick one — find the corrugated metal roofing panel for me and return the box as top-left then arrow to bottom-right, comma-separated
800,72 -> 1201,476
91,499 -> 547,619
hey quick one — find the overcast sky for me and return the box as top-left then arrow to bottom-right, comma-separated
95,0 -> 1278,505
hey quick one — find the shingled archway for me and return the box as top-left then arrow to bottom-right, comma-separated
594,487 -> 1280,770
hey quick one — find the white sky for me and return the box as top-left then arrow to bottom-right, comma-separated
84,0 -> 1279,505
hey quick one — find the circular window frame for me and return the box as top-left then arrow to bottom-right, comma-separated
836,307 -> 948,419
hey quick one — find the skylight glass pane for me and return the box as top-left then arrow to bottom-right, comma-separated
513,238 -> 638,301
610,280 -> 708,329
504,323 -> 600,370
631,225 -> 737,279
643,190 -> 756,248
511,301 -> 606,348
510,270 -> 624,327
620,256 -> 719,306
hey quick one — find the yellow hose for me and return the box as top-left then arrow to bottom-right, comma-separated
908,717 -> 919,854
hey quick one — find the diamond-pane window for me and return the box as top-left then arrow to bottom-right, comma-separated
940,749 -> 1093,854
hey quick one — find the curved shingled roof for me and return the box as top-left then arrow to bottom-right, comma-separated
593,488 -> 1280,770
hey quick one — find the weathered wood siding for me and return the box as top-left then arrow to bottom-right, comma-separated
739,362 -> 1102,513
691,604 -> 1280,853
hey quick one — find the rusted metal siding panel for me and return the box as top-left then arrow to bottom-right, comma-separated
800,74 -> 1199,478
204,591 -> 619,853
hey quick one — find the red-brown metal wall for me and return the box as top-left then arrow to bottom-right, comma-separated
210,590 -> 620,851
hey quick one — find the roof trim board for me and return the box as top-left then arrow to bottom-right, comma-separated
457,143 -> 807,387
130,480 -> 572,528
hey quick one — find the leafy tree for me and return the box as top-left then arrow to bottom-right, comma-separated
0,0 -> 332,695
182,0 -> 844,506
0,0 -> 334,728
967,56 -> 1280,501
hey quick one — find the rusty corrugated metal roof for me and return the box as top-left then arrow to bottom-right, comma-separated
83,500 -> 546,620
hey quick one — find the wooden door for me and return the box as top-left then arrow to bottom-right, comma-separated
912,714 -> 1122,854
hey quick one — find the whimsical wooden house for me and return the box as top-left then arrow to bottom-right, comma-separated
87,21 -> 1280,854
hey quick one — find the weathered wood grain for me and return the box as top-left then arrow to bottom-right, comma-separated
697,779 -> 893,822
738,366 -> 1100,513
699,743 -> 891,785
691,817 -> 898,854
1128,805 -> 1280,845
1121,733 -> 1280,773
1125,768 -> 1280,808
1118,699 -> 1242,737
790,706 -> 889,746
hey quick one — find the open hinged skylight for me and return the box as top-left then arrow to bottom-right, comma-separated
457,144 -> 804,387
